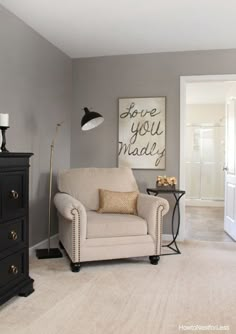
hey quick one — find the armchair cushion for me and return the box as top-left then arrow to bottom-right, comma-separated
97,189 -> 138,214
87,211 -> 147,239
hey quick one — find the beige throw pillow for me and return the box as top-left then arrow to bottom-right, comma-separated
97,189 -> 138,214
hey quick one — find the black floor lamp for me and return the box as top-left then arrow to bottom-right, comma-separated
36,107 -> 104,259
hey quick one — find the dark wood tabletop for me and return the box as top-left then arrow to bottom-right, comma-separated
147,188 -> 185,194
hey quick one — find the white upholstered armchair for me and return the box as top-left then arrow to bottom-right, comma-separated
54,167 -> 169,272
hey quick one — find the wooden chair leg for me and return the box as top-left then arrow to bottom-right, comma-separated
149,255 -> 160,265
70,262 -> 80,272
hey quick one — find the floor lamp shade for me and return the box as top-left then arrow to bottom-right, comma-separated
81,107 -> 104,131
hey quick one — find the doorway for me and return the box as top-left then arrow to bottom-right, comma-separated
179,75 -> 236,242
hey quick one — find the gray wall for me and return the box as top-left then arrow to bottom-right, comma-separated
0,7 -> 72,246
72,49 -> 236,233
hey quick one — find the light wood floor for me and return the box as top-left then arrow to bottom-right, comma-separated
185,206 -> 233,242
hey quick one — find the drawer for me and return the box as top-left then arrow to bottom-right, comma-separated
0,250 -> 27,288
0,218 -> 26,252
0,171 -> 27,220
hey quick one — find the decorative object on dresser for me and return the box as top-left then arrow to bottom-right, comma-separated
36,107 -> 104,260
118,97 -> 166,169
0,153 -> 34,306
54,167 -> 169,272
0,113 -> 10,152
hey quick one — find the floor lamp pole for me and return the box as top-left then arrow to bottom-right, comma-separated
48,143 -> 54,252
36,123 -> 64,259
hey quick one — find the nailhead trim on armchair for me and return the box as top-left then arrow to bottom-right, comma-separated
156,205 -> 164,255
71,208 -> 81,263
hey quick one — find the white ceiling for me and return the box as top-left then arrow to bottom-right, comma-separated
1,0 -> 236,58
186,82 -> 231,104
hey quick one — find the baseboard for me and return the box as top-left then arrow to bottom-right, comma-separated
29,234 -> 59,257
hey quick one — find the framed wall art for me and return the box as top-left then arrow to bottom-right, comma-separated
118,97 -> 166,169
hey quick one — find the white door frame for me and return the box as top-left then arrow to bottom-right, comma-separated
179,74 -> 236,241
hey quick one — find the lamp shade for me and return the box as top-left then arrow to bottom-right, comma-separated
81,107 -> 104,131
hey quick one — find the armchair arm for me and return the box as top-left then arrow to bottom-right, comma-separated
54,193 -> 87,263
54,192 -> 87,221
137,193 -> 169,255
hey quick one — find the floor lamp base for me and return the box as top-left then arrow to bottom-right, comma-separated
36,248 -> 63,259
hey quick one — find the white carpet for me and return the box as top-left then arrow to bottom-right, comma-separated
0,240 -> 236,334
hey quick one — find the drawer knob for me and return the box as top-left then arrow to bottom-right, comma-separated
9,265 -> 18,275
9,230 -> 18,241
9,190 -> 19,200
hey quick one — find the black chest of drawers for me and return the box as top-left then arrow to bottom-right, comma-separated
0,153 -> 34,306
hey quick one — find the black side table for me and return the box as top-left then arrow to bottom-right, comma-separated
146,188 -> 185,256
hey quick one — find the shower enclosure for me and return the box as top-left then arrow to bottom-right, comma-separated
185,123 -> 225,204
